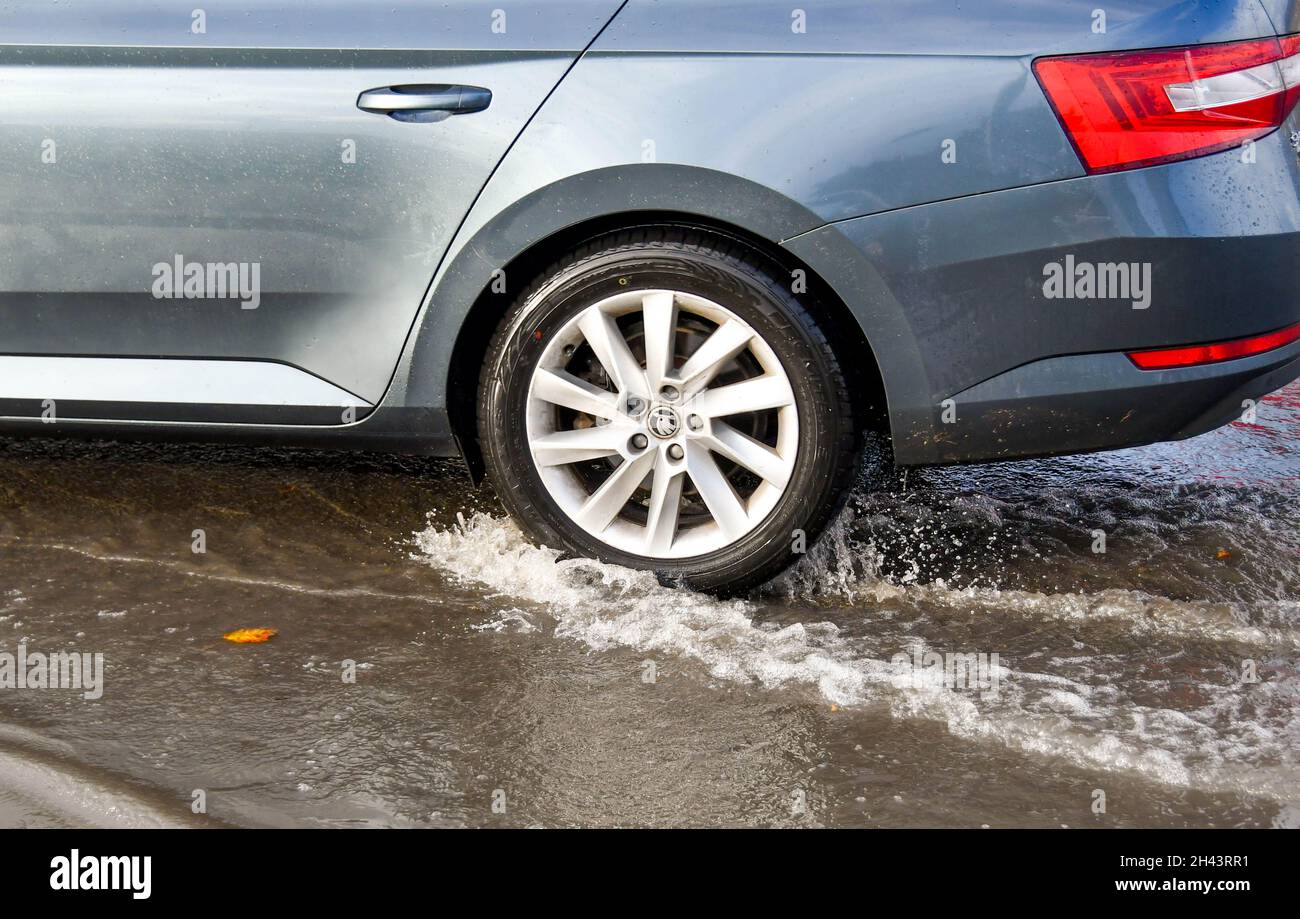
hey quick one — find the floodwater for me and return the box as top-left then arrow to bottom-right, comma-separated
0,384 -> 1297,828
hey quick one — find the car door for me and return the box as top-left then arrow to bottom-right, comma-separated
0,1 -> 621,423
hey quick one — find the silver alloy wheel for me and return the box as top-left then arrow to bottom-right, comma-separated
525,289 -> 799,559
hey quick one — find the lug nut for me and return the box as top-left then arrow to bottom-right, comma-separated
667,444 -> 685,460
626,397 -> 644,415
687,414 -> 703,431
659,385 -> 680,402
630,433 -> 649,451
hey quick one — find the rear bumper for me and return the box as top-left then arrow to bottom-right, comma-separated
785,123 -> 1300,466
915,338 -> 1300,464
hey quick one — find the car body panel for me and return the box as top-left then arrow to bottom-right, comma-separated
0,2 -> 622,416
784,121 -> 1300,464
935,341 -> 1300,463
1257,0 -> 1300,31
386,0 -> 1298,463
0,1 -> 624,50
466,48 -> 1082,226
596,0 -> 1276,56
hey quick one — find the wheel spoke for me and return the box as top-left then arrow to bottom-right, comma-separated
691,373 -> 794,418
578,308 -> 648,399
643,452 -> 686,554
702,421 -> 790,489
677,319 -> 753,394
531,424 -> 629,467
574,450 -> 655,534
641,291 -> 677,392
532,368 -> 621,420
685,441 -> 750,540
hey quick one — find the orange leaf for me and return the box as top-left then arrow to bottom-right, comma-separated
223,628 -> 277,644
1216,549 -> 1232,559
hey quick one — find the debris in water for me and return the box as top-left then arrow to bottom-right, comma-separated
223,628 -> 278,644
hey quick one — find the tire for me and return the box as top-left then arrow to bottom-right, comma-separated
478,227 -> 859,594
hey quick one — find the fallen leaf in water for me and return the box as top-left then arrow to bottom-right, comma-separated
224,628 -> 278,644
1216,548 -> 1232,559
830,704 -> 840,712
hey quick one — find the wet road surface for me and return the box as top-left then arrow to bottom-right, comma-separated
0,384 -> 1297,827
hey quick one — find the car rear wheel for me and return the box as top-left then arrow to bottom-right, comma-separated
478,228 -> 859,594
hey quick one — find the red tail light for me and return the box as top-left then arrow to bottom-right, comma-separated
1034,35 -> 1300,174
1127,323 -> 1300,370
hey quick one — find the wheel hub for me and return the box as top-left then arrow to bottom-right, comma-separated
646,404 -> 681,439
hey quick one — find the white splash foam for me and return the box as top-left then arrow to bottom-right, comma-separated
771,513 -> 1300,648
412,513 -> 1300,804
471,608 -> 540,634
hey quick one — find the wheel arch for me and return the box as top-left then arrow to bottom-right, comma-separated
395,166 -> 895,477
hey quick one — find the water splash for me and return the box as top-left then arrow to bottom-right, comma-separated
412,512 -> 1300,804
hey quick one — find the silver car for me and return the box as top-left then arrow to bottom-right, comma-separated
3,1 -> 1299,592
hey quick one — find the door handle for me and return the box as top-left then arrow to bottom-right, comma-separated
357,84 -> 491,122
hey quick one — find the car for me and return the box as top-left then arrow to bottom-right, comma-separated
2,1 -> 1299,594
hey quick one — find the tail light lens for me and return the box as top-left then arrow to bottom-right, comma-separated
1034,35 -> 1300,174
1127,322 -> 1300,370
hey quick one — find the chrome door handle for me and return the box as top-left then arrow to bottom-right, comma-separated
357,84 -> 491,122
